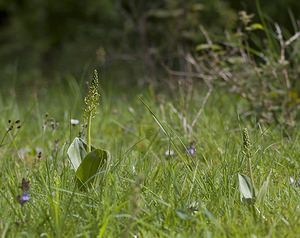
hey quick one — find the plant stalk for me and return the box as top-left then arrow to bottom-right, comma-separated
247,153 -> 255,197
87,112 -> 92,153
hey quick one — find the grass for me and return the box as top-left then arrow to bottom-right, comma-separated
0,78 -> 300,237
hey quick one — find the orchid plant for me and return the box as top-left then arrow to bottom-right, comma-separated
67,70 -> 110,187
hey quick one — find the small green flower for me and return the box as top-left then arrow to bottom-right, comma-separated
84,70 -> 100,120
242,128 -> 251,157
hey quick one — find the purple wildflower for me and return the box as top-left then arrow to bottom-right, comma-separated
17,178 -> 30,206
187,142 -> 196,156
17,192 -> 30,205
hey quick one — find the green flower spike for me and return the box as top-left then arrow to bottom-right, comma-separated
84,70 -> 100,153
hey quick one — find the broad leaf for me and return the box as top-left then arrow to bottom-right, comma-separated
67,137 -> 87,170
67,137 -> 96,170
75,148 -> 110,186
238,173 -> 255,203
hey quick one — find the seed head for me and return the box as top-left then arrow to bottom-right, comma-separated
20,178 -> 30,192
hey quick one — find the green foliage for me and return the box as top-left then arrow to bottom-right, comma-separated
2,1 -> 300,236
1,85 -> 300,237
67,137 -> 88,171
239,128 -> 256,207
75,148 -> 109,185
188,10 -> 300,127
238,127 -> 271,219
67,69 -> 109,187
238,173 -> 255,203
67,137 -> 109,186
0,0 -> 299,86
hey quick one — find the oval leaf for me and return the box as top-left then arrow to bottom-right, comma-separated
238,173 -> 255,203
67,137 -> 87,170
75,149 -> 110,186
67,137 -> 96,170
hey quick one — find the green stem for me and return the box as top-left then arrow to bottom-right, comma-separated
87,112 -> 92,153
247,153 -> 255,197
0,130 -> 9,147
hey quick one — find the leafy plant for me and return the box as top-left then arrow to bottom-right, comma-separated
67,70 -> 110,187
167,10 -> 300,127
238,128 -> 272,218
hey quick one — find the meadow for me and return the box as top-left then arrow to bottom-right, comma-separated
0,73 -> 300,237
1,1 -> 300,236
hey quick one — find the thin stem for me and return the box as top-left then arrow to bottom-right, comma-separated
248,155 -> 255,197
87,113 -> 92,153
243,128 -> 256,197
0,130 -> 10,147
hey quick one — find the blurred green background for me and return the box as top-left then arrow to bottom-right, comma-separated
0,0 -> 299,87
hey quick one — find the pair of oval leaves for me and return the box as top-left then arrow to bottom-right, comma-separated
67,137 -> 110,186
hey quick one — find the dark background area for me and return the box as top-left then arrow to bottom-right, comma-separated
0,0 -> 299,87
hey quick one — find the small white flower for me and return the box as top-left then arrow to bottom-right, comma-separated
165,149 -> 175,157
128,107 -> 135,114
290,176 -> 300,187
290,177 -> 295,185
70,119 -> 80,125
